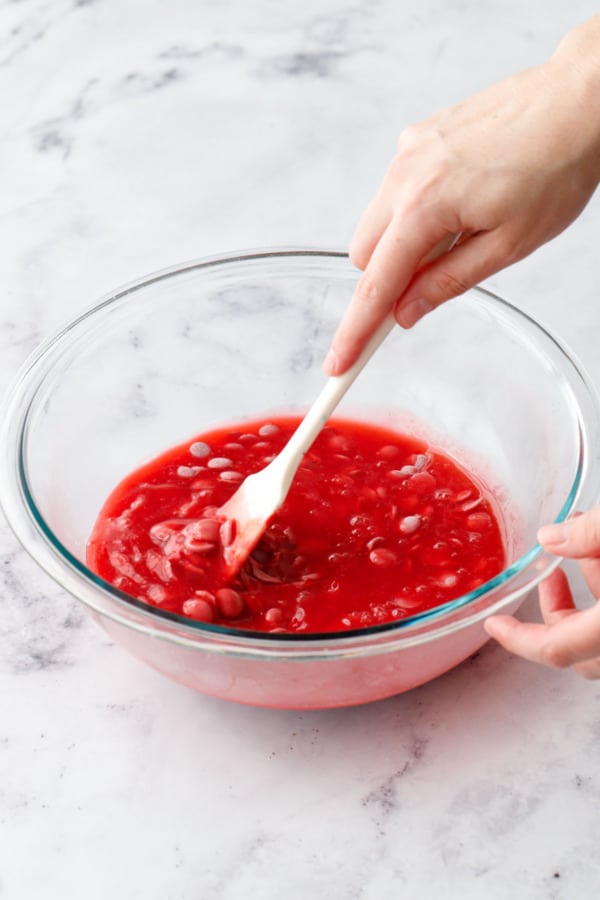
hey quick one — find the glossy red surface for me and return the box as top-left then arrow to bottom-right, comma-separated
88,416 -> 505,633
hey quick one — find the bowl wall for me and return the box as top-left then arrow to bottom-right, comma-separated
94,596 -> 526,708
21,254 -> 585,561
3,249 -> 600,707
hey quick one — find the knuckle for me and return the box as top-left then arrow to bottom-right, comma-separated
391,125 -> 433,180
354,270 -> 380,310
386,152 -> 408,186
387,134 -> 454,218
428,268 -> 470,300
495,233 -> 521,266
581,511 -> 600,549
540,640 -> 571,670
396,123 -> 423,153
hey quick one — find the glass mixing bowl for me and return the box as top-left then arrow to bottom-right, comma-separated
2,249 -> 600,708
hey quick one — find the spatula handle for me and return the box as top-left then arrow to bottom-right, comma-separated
273,233 -> 460,490
277,234 -> 460,469
277,311 -> 396,467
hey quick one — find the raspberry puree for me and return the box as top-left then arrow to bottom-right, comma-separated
87,416 -> 506,633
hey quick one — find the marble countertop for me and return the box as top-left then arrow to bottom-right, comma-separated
2,2 -> 600,898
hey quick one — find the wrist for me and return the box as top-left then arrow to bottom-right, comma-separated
549,15 -> 600,183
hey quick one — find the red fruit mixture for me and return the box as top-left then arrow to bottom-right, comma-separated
87,416 -> 506,633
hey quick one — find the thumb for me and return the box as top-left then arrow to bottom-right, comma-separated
538,509 -> 600,559
394,229 -> 510,327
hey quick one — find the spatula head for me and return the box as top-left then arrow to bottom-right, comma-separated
217,464 -> 285,580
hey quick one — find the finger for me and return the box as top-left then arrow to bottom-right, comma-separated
538,507 -> 600,559
537,566 -> 578,625
324,212 -> 447,375
394,228 -> 511,326
579,556 -> 600,592
573,656 -> 600,680
349,183 -> 460,272
349,192 -> 393,270
536,562 -> 600,679
574,559 -> 600,678
484,602 -> 600,669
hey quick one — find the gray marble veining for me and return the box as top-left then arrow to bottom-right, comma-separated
1,1 -> 600,898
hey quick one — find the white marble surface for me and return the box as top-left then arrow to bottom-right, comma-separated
2,2 -> 600,898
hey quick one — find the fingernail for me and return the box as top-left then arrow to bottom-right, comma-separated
323,349 -> 340,376
395,298 -> 433,328
538,522 -> 569,547
483,616 -> 500,636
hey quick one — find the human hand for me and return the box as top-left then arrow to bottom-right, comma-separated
484,510 -> 600,679
324,16 -> 600,376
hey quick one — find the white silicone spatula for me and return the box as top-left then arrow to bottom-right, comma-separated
218,235 -> 459,579
218,310 -> 396,578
